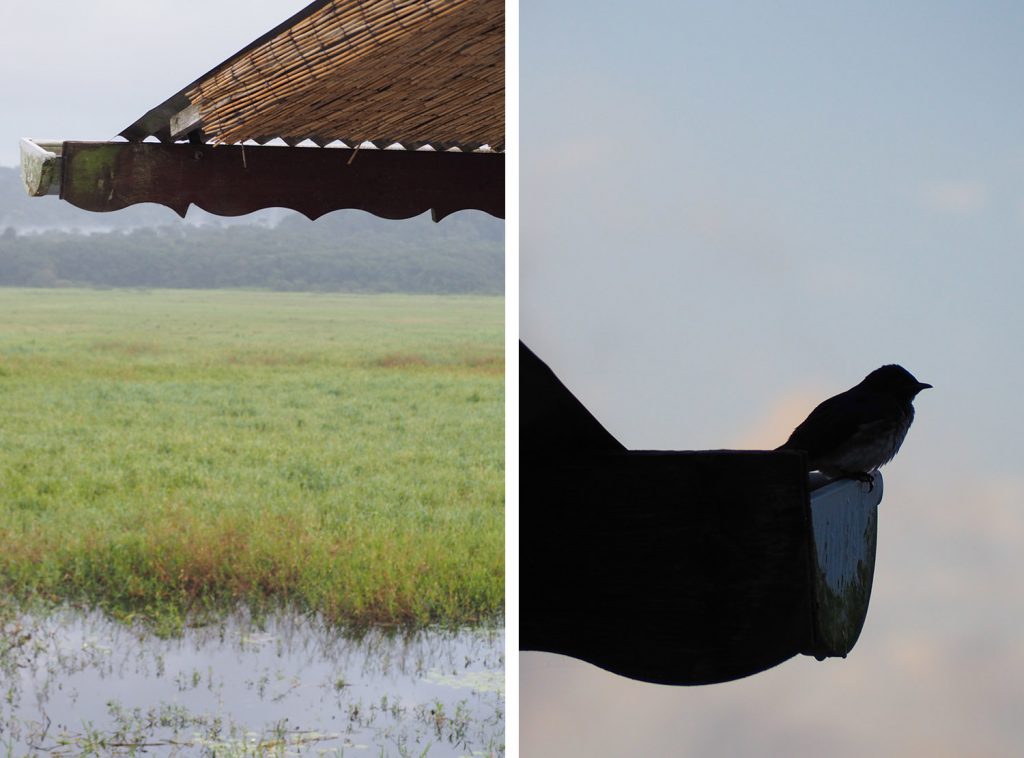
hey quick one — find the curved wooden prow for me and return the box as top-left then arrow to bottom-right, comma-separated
520,342 -> 880,685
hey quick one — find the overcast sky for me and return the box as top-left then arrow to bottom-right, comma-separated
522,2 -> 1024,756
0,1 -> 309,168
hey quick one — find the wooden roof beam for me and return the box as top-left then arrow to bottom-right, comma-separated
28,140 -> 503,222
168,103 -> 202,141
19,138 -> 62,196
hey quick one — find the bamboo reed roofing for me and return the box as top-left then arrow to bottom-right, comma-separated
121,0 -> 503,152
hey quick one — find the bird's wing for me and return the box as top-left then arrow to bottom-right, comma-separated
778,390 -> 899,458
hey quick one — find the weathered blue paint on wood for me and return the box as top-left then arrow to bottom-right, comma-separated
804,474 -> 881,659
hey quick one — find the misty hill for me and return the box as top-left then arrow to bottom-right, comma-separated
0,165 -> 503,293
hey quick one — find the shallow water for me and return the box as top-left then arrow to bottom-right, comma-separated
0,608 -> 504,756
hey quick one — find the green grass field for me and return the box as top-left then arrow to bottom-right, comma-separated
0,288 -> 503,631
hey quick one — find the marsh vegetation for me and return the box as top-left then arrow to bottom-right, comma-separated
0,288 -> 504,754
0,286 -> 501,618
0,288 -> 503,630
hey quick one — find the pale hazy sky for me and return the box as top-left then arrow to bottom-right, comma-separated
522,2 -> 1024,756
0,1 -> 310,168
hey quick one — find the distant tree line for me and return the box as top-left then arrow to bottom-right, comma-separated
0,212 -> 504,294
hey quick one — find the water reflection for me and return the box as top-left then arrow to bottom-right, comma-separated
0,607 -> 504,756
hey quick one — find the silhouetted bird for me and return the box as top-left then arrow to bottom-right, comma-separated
778,365 -> 931,485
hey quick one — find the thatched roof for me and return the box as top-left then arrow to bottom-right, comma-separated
120,0 -> 503,152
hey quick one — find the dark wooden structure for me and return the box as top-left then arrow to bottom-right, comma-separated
49,141 -> 501,222
21,0 -> 503,222
520,342 -> 881,685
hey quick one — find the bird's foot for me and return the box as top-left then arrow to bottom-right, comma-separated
843,471 -> 876,492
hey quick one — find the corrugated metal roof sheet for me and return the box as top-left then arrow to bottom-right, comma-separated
120,0 -> 503,152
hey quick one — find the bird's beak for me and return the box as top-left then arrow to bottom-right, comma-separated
917,382 -> 933,391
